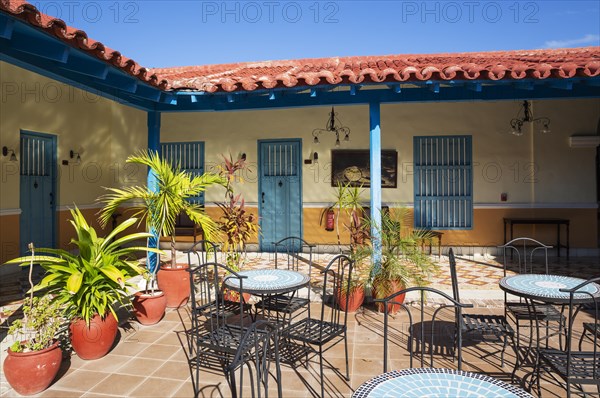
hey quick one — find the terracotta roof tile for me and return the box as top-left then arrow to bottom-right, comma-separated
153,48 -> 600,92
2,0 -> 599,95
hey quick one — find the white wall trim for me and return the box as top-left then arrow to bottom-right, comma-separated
56,203 -> 104,211
0,208 -> 22,216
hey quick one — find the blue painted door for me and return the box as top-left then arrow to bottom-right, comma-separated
258,140 -> 302,252
160,142 -> 205,205
19,132 -> 56,253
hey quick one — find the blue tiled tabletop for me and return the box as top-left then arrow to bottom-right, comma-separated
499,274 -> 600,304
352,368 -> 533,398
223,269 -> 310,295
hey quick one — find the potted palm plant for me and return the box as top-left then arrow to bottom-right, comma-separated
6,207 -> 159,360
3,244 -> 63,396
367,207 -> 439,314
99,150 -> 225,308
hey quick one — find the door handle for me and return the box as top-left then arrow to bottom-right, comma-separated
261,192 -> 265,204
49,192 -> 54,206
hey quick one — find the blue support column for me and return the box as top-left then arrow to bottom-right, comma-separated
147,111 -> 161,273
369,102 -> 382,275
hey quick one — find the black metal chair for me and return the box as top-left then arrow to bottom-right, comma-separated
256,237 -> 314,320
538,276 -> 600,398
188,261 -> 281,398
500,238 -> 565,350
284,254 -> 353,398
375,285 -> 473,373
579,321 -> 600,350
449,248 -> 515,367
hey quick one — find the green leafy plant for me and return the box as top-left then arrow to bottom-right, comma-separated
8,295 -> 63,353
216,153 -> 258,272
366,207 -> 439,299
7,207 -> 161,325
99,150 -> 225,278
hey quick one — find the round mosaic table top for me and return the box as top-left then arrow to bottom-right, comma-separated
352,368 -> 533,398
499,274 -> 600,304
223,269 -> 310,295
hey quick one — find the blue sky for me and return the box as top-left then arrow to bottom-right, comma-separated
30,0 -> 600,67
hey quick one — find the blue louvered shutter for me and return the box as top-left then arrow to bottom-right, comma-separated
160,142 -> 205,205
413,136 -> 472,229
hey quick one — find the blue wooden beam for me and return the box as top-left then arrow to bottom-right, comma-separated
9,31 -> 69,63
147,111 -> 161,273
269,90 -> 277,100
369,101 -> 382,274
549,81 -> 573,90
102,70 -> 137,93
467,82 -> 482,92
427,81 -> 440,93
514,81 -> 535,90
133,84 -> 162,102
0,51 -> 154,111
388,84 -> 401,94
227,94 -> 235,103
0,14 -> 14,39
58,51 -> 109,79
163,79 -> 599,112
310,88 -> 318,97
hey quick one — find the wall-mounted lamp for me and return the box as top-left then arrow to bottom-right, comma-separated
509,100 -> 551,136
70,150 -> 81,163
304,151 -> 319,165
2,146 -> 17,162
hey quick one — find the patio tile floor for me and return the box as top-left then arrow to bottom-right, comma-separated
1,252 -> 599,397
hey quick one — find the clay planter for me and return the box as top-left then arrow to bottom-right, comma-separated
3,340 -> 62,395
336,286 -> 365,312
372,280 -> 406,315
70,312 -> 118,360
157,263 -> 191,308
132,291 -> 167,325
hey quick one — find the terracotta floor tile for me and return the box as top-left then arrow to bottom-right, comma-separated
156,330 -> 186,346
80,354 -> 132,372
117,357 -> 166,376
107,341 -> 151,357
129,377 -> 184,397
152,360 -> 192,381
51,369 -> 110,392
39,389 -> 88,397
124,330 -> 165,344
88,373 -> 145,396
138,343 -> 184,360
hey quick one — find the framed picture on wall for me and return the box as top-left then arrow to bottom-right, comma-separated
331,150 -> 398,188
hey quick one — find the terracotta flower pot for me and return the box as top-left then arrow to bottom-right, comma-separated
132,290 -> 167,325
157,263 -> 191,308
70,312 -> 118,360
3,340 -> 62,395
336,286 -> 365,312
373,280 -> 406,315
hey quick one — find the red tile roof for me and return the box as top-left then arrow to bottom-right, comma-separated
2,0 -> 599,95
154,48 -> 600,93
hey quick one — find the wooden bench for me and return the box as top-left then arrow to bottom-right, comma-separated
175,212 -> 203,243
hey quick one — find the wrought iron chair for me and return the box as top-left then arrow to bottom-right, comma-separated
188,261 -> 281,398
579,321 -> 600,350
255,237 -> 315,325
375,285 -> 473,373
500,238 -> 565,349
538,276 -> 600,398
284,254 -> 353,398
449,248 -> 515,367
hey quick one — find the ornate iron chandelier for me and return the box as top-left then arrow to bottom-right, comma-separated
509,100 -> 551,136
312,107 -> 350,147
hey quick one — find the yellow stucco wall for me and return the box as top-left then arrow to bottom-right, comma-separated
0,61 -> 148,256
1,60 -> 599,256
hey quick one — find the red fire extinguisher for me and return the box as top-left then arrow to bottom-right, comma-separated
325,209 -> 335,231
